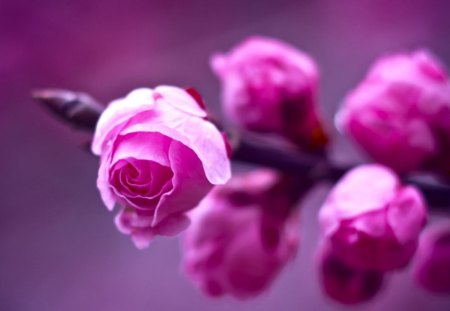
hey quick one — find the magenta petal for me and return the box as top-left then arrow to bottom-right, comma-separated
120,105 -> 231,185
153,213 -> 190,237
153,140 -> 212,226
318,244 -> 385,305
115,208 -> 153,234
131,233 -> 154,250
111,132 -> 171,166
225,230 -> 280,298
115,211 -> 189,249
387,186 -> 427,244
155,85 -> 207,118
319,165 -> 399,235
109,158 -> 174,209
97,154 -> 117,211
114,208 -> 155,249
413,221 -> 450,294
92,88 -> 155,155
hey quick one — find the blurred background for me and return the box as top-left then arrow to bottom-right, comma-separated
1,0 -> 450,310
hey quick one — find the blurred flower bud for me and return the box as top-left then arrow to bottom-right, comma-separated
319,164 -> 427,271
211,36 -> 328,151
413,221 -> 450,294
318,243 -> 385,305
337,50 -> 450,174
182,169 -> 301,299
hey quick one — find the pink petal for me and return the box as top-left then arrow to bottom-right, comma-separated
155,85 -> 207,118
153,140 -> 213,226
97,154 -> 117,211
110,132 -> 171,166
320,164 -> 399,229
387,186 -> 427,244
153,213 -> 191,236
120,104 -> 231,185
92,88 -> 155,155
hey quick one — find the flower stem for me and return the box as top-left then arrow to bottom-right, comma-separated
32,89 -> 450,209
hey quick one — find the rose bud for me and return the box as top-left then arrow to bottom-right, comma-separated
182,169 -> 300,299
319,164 -> 427,272
211,36 -> 328,151
317,243 -> 385,305
413,221 -> 450,294
336,50 -> 450,174
91,86 -> 231,249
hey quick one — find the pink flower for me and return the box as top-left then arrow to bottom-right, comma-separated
413,221 -> 450,294
91,86 -> 231,249
211,36 -> 327,150
317,243 -> 385,305
337,50 -> 450,174
182,170 -> 300,299
319,164 -> 427,271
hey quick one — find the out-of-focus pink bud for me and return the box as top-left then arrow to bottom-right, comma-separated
337,50 -> 450,174
211,36 -> 328,151
182,170 -> 300,299
413,221 -> 450,294
319,164 -> 427,271
318,243 -> 385,305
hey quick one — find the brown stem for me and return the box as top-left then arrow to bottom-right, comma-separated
32,89 -> 103,131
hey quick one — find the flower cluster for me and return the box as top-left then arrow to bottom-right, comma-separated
58,36 -> 450,304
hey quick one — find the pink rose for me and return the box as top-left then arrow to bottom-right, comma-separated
182,170 -> 300,299
337,50 -> 450,174
413,221 -> 450,294
91,86 -> 231,249
317,243 -> 385,305
211,36 -> 327,150
319,164 -> 427,271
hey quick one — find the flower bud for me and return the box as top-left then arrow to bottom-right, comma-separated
211,36 -> 327,151
318,243 -> 385,305
337,50 -> 450,174
92,86 -> 231,248
413,221 -> 450,294
319,164 -> 427,271
182,169 -> 300,299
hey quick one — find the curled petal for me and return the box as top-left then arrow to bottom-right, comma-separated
115,208 -> 190,249
153,140 -> 213,226
387,186 -> 427,244
97,154 -> 117,211
120,105 -> 231,185
92,88 -> 156,155
155,85 -> 207,118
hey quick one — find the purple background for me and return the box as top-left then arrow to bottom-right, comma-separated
1,0 -> 450,310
